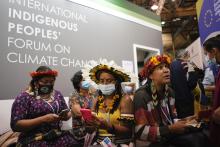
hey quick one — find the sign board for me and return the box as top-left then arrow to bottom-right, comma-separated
0,0 -> 162,100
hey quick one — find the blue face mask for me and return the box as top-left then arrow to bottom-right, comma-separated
98,84 -> 115,96
81,81 -> 91,90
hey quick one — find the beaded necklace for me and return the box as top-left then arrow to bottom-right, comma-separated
151,82 -> 172,124
150,82 -> 169,107
98,94 -> 119,112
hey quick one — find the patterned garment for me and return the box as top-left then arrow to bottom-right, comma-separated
134,81 -> 176,145
70,89 -> 93,109
69,90 -> 93,141
10,90 -> 77,147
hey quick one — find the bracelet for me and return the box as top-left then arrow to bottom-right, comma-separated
107,124 -> 115,134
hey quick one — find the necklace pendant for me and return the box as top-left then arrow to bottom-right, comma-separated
152,100 -> 158,106
36,96 -> 41,100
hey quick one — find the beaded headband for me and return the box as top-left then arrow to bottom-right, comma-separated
30,70 -> 58,78
82,59 -> 137,84
141,54 -> 171,78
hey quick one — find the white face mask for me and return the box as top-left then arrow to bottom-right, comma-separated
122,85 -> 133,94
98,84 -> 115,96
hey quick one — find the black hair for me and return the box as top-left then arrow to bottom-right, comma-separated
203,35 -> 220,52
71,70 -> 83,92
194,68 -> 205,80
30,66 -> 55,93
96,69 -> 124,83
215,34 -> 220,39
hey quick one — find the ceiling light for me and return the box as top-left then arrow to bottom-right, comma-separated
161,21 -> 165,25
172,18 -> 181,21
151,4 -> 158,10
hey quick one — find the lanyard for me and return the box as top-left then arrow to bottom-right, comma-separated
160,104 -> 173,125
43,96 -> 59,114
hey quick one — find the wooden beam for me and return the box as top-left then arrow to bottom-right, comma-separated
161,5 -> 196,20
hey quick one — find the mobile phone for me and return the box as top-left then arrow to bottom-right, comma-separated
100,137 -> 112,147
80,108 -> 92,121
58,109 -> 70,117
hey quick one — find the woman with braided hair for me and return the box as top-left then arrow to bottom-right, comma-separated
134,55 -> 209,147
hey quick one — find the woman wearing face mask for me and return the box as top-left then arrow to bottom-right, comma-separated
69,70 -> 96,144
202,44 -> 220,103
10,66 -> 77,146
70,70 -> 95,110
82,60 -> 137,146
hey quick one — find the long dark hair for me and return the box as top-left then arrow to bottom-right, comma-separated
95,70 -> 123,114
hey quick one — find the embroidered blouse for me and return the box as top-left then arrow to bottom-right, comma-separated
10,90 -> 77,146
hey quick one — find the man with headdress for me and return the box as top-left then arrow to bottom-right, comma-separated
134,55 -> 208,147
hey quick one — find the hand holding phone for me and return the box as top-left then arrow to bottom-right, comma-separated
58,109 -> 70,117
80,108 -> 92,121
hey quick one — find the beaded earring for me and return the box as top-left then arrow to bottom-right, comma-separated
151,82 -> 169,107
151,82 -> 158,107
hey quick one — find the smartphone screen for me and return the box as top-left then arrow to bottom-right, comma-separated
80,108 -> 92,121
